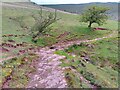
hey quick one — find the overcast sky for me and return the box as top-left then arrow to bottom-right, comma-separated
30,0 -> 119,4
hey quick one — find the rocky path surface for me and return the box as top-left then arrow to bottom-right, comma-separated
27,31 -> 117,88
27,48 -> 68,88
0,31 -> 116,88
1,31 -> 116,63
51,31 -> 117,50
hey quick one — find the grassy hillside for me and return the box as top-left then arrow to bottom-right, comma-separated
42,2 -> 118,20
1,2 -> 118,88
55,37 -> 118,88
2,2 -> 118,59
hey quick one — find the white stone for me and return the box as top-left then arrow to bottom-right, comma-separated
39,79 -> 46,83
38,68 -> 43,71
34,75 -> 40,80
47,80 -> 53,85
35,84 -> 38,87
58,84 -> 66,88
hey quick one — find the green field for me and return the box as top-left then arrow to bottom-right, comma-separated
1,2 -> 118,88
2,5 -> 118,46
55,37 -> 118,88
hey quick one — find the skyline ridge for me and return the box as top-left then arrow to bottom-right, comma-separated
30,0 -> 119,5
40,2 -> 119,5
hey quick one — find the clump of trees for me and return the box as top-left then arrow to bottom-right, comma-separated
80,6 -> 110,28
31,8 -> 58,43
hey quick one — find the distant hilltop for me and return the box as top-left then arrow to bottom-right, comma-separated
42,2 -> 118,20
42,2 -> 118,14
1,0 -> 30,2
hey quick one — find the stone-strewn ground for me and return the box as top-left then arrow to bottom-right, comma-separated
27,48 -> 67,88
0,31 -> 116,88
27,31 -> 116,88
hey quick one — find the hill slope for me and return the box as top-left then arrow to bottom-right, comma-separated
42,2 -> 118,20
1,1 -> 118,88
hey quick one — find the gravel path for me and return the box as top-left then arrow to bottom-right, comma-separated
27,47 -> 67,88
51,31 -> 116,50
26,31 -> 116,88
1,31 -> 116,63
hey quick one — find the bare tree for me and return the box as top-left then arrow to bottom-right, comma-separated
31,7 -> 59,43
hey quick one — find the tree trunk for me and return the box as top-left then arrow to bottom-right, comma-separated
88,22 -> 92,28
32,32 -> 40,43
